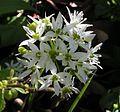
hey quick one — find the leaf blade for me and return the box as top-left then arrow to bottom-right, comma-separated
68,75 -> 94,112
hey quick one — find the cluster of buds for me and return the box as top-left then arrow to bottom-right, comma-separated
18,7 -> 102,97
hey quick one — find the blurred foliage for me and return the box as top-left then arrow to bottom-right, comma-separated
99,87 -> 120,111
93,0 -> 120,21
0,0 -> 38,48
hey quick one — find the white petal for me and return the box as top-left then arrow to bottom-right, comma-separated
40,42 -> 50,52
18,69 -> 31,79
23,26 -> 34,36
55,12 -> 63,29
56,55 -> 63,60
36,23 -> 45,36
69,40 -> 78,52
27,15 -> 40,24
84,34 -> 95,42
45,31 -> 56,37
46,58 -> 57,74
52,17 -> 56,29
54,81 -> 61,96
27,60 -> 37,68
77,68 -> 88,83
73,52 -> 88,61
40,36 -> 49,41
92,43 -> 103,53
57,39 -> 67,52
28,42 -> 39,51
37,54 -> 48,68
69,61 -> 76,70
17,58 -> 29,66
19,39 -> 36,46
66,7 -> 72,22
23,52 -> 34,60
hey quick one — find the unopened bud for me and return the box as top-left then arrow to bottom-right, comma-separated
18,47 -> 28,54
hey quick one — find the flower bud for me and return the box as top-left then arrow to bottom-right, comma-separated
2,80 -> 8,86
18,47 -> 28,54
113,103 -> 118,109
27,22 -> 37,32
4,89 -> 13,100
11,88 -> 18,98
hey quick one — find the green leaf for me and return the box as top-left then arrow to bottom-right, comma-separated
0,89 -> 6,112
0,68 -> 11,80
68,75 -> 94,112
0,0 -> 38,15
99,87 -> 120,110
15,87 -> 28,94
0,16 -> 27,48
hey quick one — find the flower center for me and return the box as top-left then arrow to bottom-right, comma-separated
51,74 -> 59,81
49,49 -> 57,59
31,66 -> 36,72
28,22 -> 37,32
73,32 -> 80,40
36,52 -> 41,59
62,86 -> 72,95
32,33 -> 39,40
65,53 -> 72,61
42,18 -> 51,25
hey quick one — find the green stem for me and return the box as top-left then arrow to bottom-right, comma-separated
7,84 -> 35,92
7,84 -> 55,93
68,75 -> 94,112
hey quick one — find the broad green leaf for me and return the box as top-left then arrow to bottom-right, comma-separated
68,75 -> 94,112
0,0 -> 38,15
0,68 -> 11,80
99,87 -> 120,110
0,89 -> 5,112
0,16 -> 27,48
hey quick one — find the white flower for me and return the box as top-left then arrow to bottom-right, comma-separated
18,62 -> 41,83
40,72 -> 72,96
56,39 -> 82,69
37,42 -> 57,74
42,12 -> 64,41
76,64 -> 88,84
19,23 -> 46,46
5,60 -> 24,75
60,77 -> 79,98
87,43 -> 103,69
74,28 -> 95,42
18,57 -> 41,88
42,13 -> 54,26
63,7 -> 88,35
22,42 -> 46,68
67,7 -> 86,24
18,6 -> 103,98
52,12 -> 63,30
19,14 -> 54,46
22,42 -> 57,74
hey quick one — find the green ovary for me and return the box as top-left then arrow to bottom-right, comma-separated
51,74 -> 59,81
49,49 -> 57,59
28,22 -> 37,32
36,52 -> 41,59
65,53 -> 72,61
62,86 -> 72,95
32,33 -> 39,40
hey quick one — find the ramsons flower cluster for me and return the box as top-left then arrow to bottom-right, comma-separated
18,7 -> 102,97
